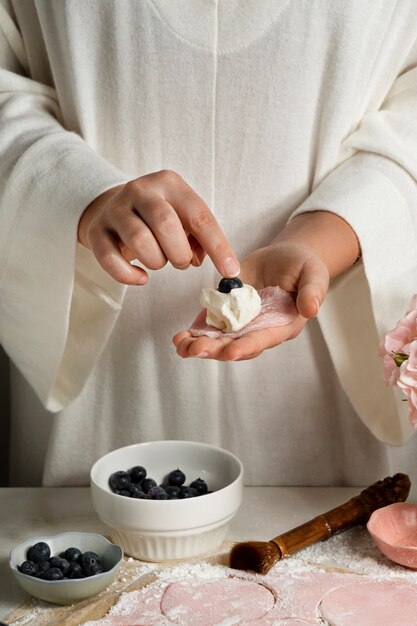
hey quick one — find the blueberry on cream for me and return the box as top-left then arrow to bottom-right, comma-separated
217,277 -> 243,293
200,277 -> 262,332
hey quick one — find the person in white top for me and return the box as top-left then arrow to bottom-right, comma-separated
1,1 -> 417,490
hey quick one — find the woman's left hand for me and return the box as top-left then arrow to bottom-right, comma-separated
173,210 -> 360,361
172,240 -> 329,361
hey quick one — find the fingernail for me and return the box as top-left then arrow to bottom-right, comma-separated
223,257 -> 240,277
195,352 -> 209,358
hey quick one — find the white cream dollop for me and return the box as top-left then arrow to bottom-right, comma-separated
200,284 -> 262,333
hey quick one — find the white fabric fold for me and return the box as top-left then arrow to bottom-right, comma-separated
2,0 -> 417,486
0,68 -> 128,408
292,63 -> 417,444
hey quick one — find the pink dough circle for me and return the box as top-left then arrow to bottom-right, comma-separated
160,578 -> 275,624
319,580 -> 417,626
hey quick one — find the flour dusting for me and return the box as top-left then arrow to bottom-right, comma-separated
9,528 -> 417,626
80,528 -> 417,625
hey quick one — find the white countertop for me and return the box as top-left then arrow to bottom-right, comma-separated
0,485 -> 365,620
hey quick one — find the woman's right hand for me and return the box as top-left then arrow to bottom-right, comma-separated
78,169 -> 240,285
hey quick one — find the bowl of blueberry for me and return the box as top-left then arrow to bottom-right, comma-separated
9,531 -> 123,605
90,440 -> 243,562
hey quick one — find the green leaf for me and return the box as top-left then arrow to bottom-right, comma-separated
391,351 -> 409,367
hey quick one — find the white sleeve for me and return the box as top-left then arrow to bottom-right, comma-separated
0,4 -> 128,411
291,54 -> 417,445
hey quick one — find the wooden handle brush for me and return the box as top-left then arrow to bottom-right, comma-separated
229,472 -> 410,575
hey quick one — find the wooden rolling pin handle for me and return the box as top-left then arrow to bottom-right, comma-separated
271,472 -> 410,559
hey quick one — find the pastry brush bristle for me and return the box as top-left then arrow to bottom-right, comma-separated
229,540 -> 280,575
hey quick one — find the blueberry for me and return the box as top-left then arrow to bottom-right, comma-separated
35,561 -> 50,577
130,487 -> 147,499
165,485 -> 181,499
41,567 -> 64,581
190,478 -> 208,495
167,469 -> 186,487
49,556 -> 71,576
18,560 -> 37,577
179,486 -> 200,499
81,551 -> 102,577
27,541 -> 51,563
67,561 -> 84,579
86,562 -> 103,576
115,489 -> 131,497
109,470 -> 130,492
80,550 -> 101,565
148,486 -> 169,500
127,482 -> 144,497
64,547 -> 82,562
141,478 -> 157,493
217,277 -> 243,293
128,465 -> 147,483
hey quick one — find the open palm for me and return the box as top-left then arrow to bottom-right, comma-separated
173,242 -> 330,361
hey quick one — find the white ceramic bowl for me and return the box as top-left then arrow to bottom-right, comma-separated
9,531 -> 123,605
90,440 -> 243,562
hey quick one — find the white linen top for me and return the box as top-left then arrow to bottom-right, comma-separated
1,0 -> 417,488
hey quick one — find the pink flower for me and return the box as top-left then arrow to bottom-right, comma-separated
397,340 -> 417,428
379,327 -> 410,386
379,295 -> 417,386
380,295 -> 417,428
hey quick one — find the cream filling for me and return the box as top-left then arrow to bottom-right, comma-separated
200,284 -> 262,332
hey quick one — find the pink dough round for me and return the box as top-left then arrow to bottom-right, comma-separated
189,286 -> 297,338
161,578 -> 275,624
82,569 -> 416,625
319,580 -> 417,626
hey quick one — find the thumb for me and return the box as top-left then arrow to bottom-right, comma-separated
296,256 -> 329,318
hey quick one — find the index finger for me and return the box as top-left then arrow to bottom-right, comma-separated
165,179 -> 240,278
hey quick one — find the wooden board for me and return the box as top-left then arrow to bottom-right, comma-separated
5,542 -> 233,626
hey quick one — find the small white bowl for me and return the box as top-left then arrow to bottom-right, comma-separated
9,531 -> 123,605
90,440 -> 243,562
